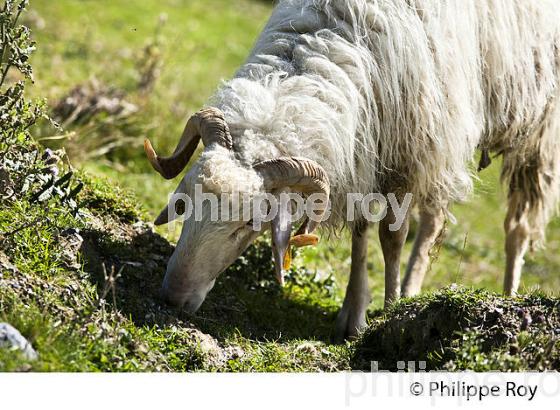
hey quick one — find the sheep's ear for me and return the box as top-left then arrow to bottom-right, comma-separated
154,180 -> 188,226
155,201 -> 186,225
154,204 -> 173,225
271,195 -> 292,286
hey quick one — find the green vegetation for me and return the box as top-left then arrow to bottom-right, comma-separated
1,0 -> 559,371
28,0 -> 272,213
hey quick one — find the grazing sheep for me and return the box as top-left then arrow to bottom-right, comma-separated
145,0 -> 560,340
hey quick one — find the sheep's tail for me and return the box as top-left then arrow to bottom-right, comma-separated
500,96 -> 560,249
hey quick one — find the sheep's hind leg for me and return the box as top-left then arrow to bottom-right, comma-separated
502,146 -> 560,295
401,208 -> 445,297
501,96 -> 560,295
334,222 -> 370,342
503,191 -> 532,296
379,205 -> 410,307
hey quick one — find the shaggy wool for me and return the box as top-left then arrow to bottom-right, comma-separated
205,0 -> 560,240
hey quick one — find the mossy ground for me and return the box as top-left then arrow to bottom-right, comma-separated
2,147 -> 559,371
1,0 -> 560,371
353,288 -> 560,371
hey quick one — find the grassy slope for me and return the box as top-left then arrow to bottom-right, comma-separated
2,156 -> 558,371
1,0 -> 558,371
0,150 -> 351,371
29,0 -> 272,213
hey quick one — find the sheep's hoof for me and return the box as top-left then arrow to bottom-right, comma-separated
333,305 -> 367,344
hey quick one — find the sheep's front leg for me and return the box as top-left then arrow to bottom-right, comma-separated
334,222 -> 370,342
401,208 -> 445,297
379,207 -> 410,307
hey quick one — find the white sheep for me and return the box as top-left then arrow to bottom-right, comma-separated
145,0 -> 560,340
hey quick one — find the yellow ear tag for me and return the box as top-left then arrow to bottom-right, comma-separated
283,234 -> 319,271
283,248 -> 292,270
282,234 -> 319,270
289,234 -> 319,248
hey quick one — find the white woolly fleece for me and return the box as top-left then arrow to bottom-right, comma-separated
196,145 -> 263,197
206,0 -> 560,236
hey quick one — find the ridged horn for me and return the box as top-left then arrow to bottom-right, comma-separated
144,107 -> 233,179
253,157 -> 330,232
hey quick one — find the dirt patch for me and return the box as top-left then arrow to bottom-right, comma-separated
352,286 -> 560,371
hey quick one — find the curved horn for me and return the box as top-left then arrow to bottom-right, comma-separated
253,157 -> 330,232
144,107 -> 233,179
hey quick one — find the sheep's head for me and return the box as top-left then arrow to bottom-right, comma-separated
145,108 -> 329,312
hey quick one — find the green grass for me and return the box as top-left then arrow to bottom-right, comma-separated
26,0 -> 272,221
1,0 -> 559,371
2,141 -> 559,371
28,0 -> 270,164
0,148 -> 352,370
